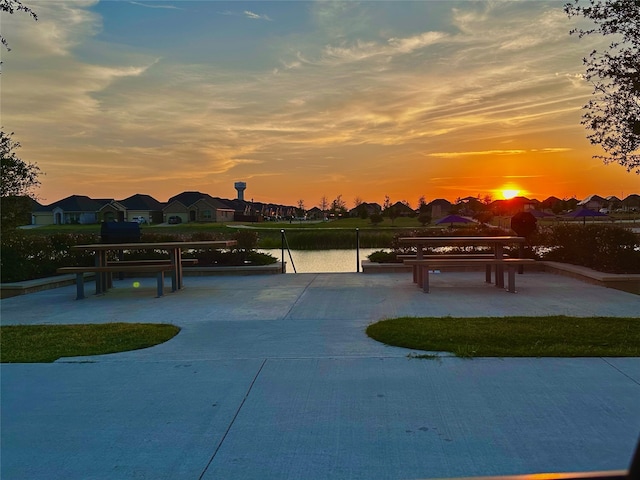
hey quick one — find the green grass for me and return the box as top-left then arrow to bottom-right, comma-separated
366,316 -> 640,357
0,323 -> 180,363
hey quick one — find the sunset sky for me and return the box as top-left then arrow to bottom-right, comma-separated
2,0 -> 638,208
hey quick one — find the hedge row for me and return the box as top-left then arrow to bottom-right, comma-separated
2,224 -> 639,282
0,230 -> 272,283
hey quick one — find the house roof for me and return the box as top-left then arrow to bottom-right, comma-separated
167,191 -> 231,210
119,194 -> 164,210
390,201 -> 414,212
622,194 -> 640,205
427,198 -> 452,207
578,194 -> 606,205
36,195 -> 105,212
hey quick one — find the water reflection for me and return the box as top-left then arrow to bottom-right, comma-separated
258,248 -> 386,273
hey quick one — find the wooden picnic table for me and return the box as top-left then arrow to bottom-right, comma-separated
397,236 -> 527,290
69,240 -> 237,296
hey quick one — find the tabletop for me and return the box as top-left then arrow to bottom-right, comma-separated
397,236 -> 525,245
72,240 -> 237,250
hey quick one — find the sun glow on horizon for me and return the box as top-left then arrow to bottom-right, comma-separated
500,188 -> 520,200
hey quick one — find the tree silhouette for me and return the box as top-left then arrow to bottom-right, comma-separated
0,0 -> 37,52
565,0 -> 640,173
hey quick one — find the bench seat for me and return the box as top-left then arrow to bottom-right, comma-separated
105,259 -> 198,267
400,254 -> 509,282
403,258 -> 537,293
397,254 -> 502,259
57,265 -> 175,299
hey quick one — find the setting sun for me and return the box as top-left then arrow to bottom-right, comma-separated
501,189 -> 520,200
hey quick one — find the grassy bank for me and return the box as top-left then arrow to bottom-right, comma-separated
366,316 -> 640,357
0,323 -> 180,363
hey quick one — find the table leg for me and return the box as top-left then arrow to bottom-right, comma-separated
507,265 -> 517,293
95,251 -> 109,294
518,243 -> 525,274
170,249 -> 178,292
75,273 -> 85,300
423,266 -> 430,293
176,248 -> 183,289
495,244 -> 505,288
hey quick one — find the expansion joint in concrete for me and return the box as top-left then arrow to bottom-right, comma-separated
198,357 -> 268,479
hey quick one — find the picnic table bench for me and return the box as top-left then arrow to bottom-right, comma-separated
66,240 -> 236,299
403,257 -> 537,293
57,259 -> 200,299
397,254 -> 508,282
57,264 -> 176,299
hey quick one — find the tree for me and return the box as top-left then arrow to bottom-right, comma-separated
565,0 -> 640,173
418,212 -> 431,226
417,196 -> 429,214
1,131 -> 41,228
1,130 -> 41,198
330,194 -> 347,217
296,199 -> 305,217
319,195 -> 329,216
387,206 -> 399,225
1,0 -> 38,52
369,213 -> 384,226
382,195 -> 391,210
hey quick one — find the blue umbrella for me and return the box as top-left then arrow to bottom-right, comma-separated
436,214 -> 477,226
563,208 -> 608,225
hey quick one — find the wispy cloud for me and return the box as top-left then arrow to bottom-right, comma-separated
129,2 -> 182,10
2,1 -> 633,204
427,150 -> 528,158
216,10 -> 272,21
244,10 -> 272,21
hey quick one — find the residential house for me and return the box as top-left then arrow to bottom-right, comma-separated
490,196 -> 539,216
388,201 -> 415,217
349,202 -> 382,218
453,196 -> 484,217
604,195 -> 622,211
163,191 -> 235,223
427,199 -> 453,219
31,195 -> 125,225
306,206 -> 324,220
540,196 -> 563,213
622,194 -> 640,212
577,194 -> 607,211
120,194 -> 165,224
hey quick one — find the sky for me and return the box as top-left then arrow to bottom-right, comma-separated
2,0 -> 638,208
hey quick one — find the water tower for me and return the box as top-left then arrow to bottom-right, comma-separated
234,181 -> 247,201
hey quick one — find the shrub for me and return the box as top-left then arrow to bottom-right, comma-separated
367,250 -> 398,263
369,213 -> 384,225
0,230 -> 275,282
417,213 -> 431,226
0,231 -> 97,282
535,224 -> 640,273
233,229 -> 259,250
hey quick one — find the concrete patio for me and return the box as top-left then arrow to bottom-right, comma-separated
1,270 -> 639,479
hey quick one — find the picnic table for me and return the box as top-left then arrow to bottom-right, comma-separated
58,240 -> 237,299
397,236 -> 532,292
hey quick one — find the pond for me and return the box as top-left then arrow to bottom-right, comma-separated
258,248 -> 387,273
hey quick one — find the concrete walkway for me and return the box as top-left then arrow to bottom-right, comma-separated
1,271 -> 639,479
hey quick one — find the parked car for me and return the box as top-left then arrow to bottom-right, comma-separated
168,216 -> 182,224
132,216 -> 147,224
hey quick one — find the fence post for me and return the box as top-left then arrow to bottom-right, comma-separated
281,229 -> 285,273
356,228 -> 360,273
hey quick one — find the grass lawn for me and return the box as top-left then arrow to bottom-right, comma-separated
0,323 -> 180,363
366,316 -> 640,358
